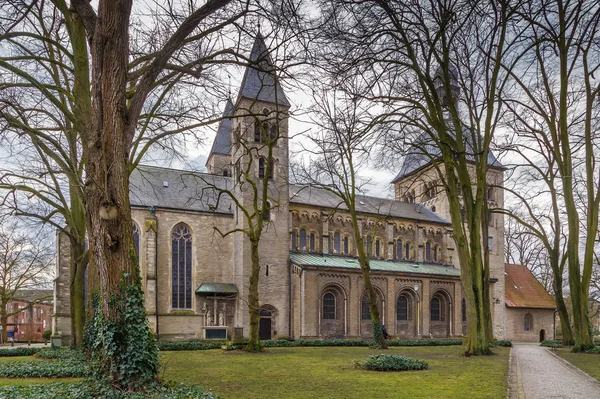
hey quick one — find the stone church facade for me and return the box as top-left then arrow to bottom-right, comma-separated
53,35 -> 555,344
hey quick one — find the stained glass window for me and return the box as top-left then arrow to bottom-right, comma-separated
172,223 -> 192,309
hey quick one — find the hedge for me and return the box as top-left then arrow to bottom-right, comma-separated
540,340 -> 563,348
157,341 -> 224,351
36,348 -> 81,360
0,382 -> 218,399
491,340 -> 512,347
0,347 -> 41,357
355,354 -> 429,371
585,346 -> 600,354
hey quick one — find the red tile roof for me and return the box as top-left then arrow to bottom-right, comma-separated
505,264 -> 555,309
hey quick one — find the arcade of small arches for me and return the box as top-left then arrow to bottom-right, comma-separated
317,283 -> 461,339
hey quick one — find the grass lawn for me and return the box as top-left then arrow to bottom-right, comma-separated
161,346 -> 509,399
554,348 -> 600,382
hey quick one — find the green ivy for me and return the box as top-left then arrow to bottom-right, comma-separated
0,382 -> 219,399
585,346 -> 600,354
0,358 -> 88,378
0,347 -> 41,357
355,354 -> 429,371
37,348 -> 81,360
83,247 -> 159,392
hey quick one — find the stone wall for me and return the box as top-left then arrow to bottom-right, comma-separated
505,307 -> 555,342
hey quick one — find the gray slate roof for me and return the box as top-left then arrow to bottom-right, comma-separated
392,131 -> 503,183
289,184 -> 450,225
237,34 -> 290,107
130,166 -> 450,225
208,99 -> 234,156
130,166 -> 233,214
291,253 -> 460,277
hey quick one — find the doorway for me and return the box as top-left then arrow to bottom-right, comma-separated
259,307 -> 273,340
539,329 -> 545,342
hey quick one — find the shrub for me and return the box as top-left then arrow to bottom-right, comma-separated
43,330 -> 52,342
491,340 -> 512,347
0,358 -> 88,378
0,382 -> 219,399
540,340 -> 563,348
37,348 -> 81,360
0,347 -> 41,357
355,354 -> 429,371
585,346 -> 600,354
157,341 -> 224,351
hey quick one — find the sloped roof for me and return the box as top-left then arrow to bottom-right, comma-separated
291,253 -> 460,277
237,33 -> 290,107
130,165 -> 233,214
504,264 -> 556,309
130,166 -> 450,224
14,290 -> 53,303
289,184 -> 450,225
392,131 -> 503,183
208,99 -> 234,157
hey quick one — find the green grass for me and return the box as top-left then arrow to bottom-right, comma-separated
0,378 -> 81,387
554,348 -> 600,382
161,346 -> 509,399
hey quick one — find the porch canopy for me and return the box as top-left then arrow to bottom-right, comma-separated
195,283 -> 238,296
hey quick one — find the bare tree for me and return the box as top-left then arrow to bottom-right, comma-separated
0,217 -> 54,343
293,81 -> 388,349
313,0 -> 515,355
502,0 -> 600,351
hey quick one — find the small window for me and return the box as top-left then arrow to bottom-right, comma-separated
269,124 -> 277,141
524,313 -> 533,331
396,240 -> 403,260
397,295 -> 408,321
259,158 -> 265,178
299,228 -> 307,251
488,236 -> 494,251
333,232 -> 341,254
361,295 -> 370,320
375,239 -> 380,257
487,187 -> 494,201
223,169 -> 229,177
343,236 -> 349,254
323,292 -> 336,319
310,233 -> 316,252
366,235 -> 372,257
425,242 -> 431,262
430,297 -> 441,321
434,245 -> 439,262
431,205 -> 436,212
254,120 -> 263,143
291,230 -> 297,251
405,243 -> 410,260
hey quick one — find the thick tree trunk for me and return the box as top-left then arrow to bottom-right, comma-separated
0,304 -> 7,343
245,240 -> 262,352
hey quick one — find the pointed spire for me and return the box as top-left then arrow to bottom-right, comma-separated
237,33 -> 290,107
208,99 -> 235,156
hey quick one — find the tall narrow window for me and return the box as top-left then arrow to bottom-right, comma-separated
434,245 -> 438,262
396,240 -> 403,260
254,120 -> 262,142
488,236 -> 494,251
310,233 -> 316,252
299,228 -> 307,251
397,295 -> 408,321
366,235 -> 372,257
405,243 -> 410,260
375,239 -> 380,257
269,124 -> 278,141
132,223 -> 140,258
430,297 -> 441,321
425,242 -> 431,262
343,236 -> 349,254
323,292 -> 336,319
172,224 -> 192,309
361,295 -> 371,320
258,158 -> 265,178
524,313 -> 533,331
333,232 -> 341,254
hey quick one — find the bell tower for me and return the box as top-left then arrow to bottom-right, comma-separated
230,33 -> 291,339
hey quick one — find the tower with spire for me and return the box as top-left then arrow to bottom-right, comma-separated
206,33 -> 292,338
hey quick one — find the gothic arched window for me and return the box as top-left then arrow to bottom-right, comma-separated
396,239 -> 403,260
405,242 -> 411,260
524,313 -> 533,331
323,292 -> 336,319
425,242 -> 432,262
366,235 -> 372,256
375,239 -> 381,257
310,233 -> 316,252
361,294 -> 371,320
343,236 -> 349,254
172,223 -> 192,309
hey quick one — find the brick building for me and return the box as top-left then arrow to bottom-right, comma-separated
53,35 -> 554,344
6,290 -> 53,342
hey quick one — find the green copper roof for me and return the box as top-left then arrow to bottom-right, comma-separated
290,253 -> 461,278
195,283 -> 238,295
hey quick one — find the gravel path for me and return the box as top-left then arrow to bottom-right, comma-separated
509,343 -> 600,399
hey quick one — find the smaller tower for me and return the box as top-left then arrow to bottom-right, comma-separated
433,65 -> 460,108
206,99 -> 234,176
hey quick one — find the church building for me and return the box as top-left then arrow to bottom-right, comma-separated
53,35 -> 555,344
